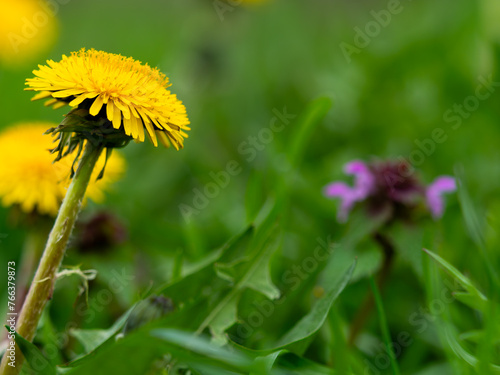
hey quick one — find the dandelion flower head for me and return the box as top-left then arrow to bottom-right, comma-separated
25,48 -> 190,150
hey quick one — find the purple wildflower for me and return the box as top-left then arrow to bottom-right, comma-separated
425,176 -> 456,219
324,160 -> 375,222
324,159 -> 456,223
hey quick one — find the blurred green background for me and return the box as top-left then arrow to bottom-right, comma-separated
1,0 -> 500,373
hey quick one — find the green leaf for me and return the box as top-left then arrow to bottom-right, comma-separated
156,225 -> 254,303
455,166 -> 500,289
63,307 -> 133,368
151,329 -> 255,373
70,329 -> 112,355
63,331 -> 165,375
287,97 -> 332,168
452,292 -> 488,313
423,248 -> 487,301
63,304 -> 207,374
251,351 -> 285,375
319,210 -> 387,288
443,323 -> 500,373
196,227 -> 281,339
391,222 -> 425,280
454,165 -> 486,250
328,309 -> 350,374
7,327 -> 56,375
275,352 -> 341,374
459,330 -> 486,343
370,277 -> 400,375
209,294 -> 239,346
275,260 -> 356,354
245,170 -> 265,224
240,239 -> 281,300
413,363 -> 454,375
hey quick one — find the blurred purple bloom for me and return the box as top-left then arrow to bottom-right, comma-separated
324,160 -> 456,223
324,160 -> 375,222
425,176 -> 456,219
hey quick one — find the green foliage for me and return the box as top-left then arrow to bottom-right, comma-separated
1,0 -> 500,374
424,249 -> 500,373
9,329 -> 56,375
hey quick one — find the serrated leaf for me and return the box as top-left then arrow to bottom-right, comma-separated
63,332 -> 164,375
156,225 -> 254,303
62,307 -> 195,374
240,239 -> 281,300
196,228 -> 281,336
63,306 -> 133,368
214,256 -> 251,284
209,295 -> 239,346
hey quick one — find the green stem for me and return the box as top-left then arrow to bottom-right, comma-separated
348,232 -> 395,346
0,142 -> 103,375
370,276 -> 400,375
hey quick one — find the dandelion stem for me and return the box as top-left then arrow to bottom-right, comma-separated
0,142 -> 103,375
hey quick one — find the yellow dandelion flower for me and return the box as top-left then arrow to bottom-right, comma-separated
25,48 -> 190,150
0,0 -> 57,67
0,123 -> 125,216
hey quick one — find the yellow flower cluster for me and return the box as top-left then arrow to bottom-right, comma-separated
0,123 -> 125,216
